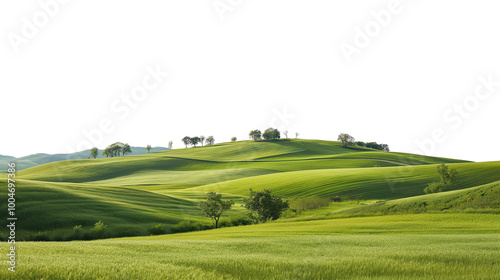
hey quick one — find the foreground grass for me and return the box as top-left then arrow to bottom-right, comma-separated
2,214 -> 500,280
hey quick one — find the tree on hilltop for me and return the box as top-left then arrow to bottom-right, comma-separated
190,137 -> 201,147
89,147 -> 99,159
182,136 -> 191,148
337,133 -> 355,148
262,128 -> 280,140
205,136 -> 215,146
249,129 -> 262,140
102,142 -> 128,157
122,144 -> 132,156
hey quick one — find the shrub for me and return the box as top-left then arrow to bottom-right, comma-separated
218,220 -> 231,228
330,195 -> 342,202
90,220 -> 108,239
171,221 -> 213,233
424,163 -> 457,194
228,216 -> 253,226
68,225 -> 83,240
288,197 -> 331,214
148,224 -> 167,235
424,182 -> 450,194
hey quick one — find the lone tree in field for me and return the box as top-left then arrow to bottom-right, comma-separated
231,137 -> 237,142
424,163 -> 458,194
190,136 -> 201,147
182,136 -> 191,148
283,130 -> 288,139
243,188 -> 289,223
249,129 -> 262,140
89,147 -> 99,159
295,132 -> 299,139
200,136 -> 206,146
168,141 -> 173,149
337,133 -> 355,148
198,192 -> 235,229
146,145 -> 152,153
263,128 -> 280,140
205,136 -> 215,146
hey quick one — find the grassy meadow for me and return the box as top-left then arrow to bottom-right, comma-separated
2,139 -> 500,279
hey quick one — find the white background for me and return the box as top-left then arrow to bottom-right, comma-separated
1,0 -> 499,162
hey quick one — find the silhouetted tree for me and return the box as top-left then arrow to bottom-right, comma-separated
190,137 -> 201,147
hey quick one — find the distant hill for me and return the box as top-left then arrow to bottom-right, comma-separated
0,146 -> 170,171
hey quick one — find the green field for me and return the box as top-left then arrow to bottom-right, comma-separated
2,139 -> 499,279
2,214 -> 500,279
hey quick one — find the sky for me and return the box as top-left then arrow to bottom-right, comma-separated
1,0 -> 500,162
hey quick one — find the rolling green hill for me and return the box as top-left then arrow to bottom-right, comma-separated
191,161 -> 500,200
0,146 -> 169,171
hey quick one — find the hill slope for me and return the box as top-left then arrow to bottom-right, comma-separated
5,139 -> 490,241
0,146 -> 169,171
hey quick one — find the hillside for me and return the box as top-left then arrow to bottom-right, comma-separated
0,146 -> 169,171
4,139 -> 493,241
